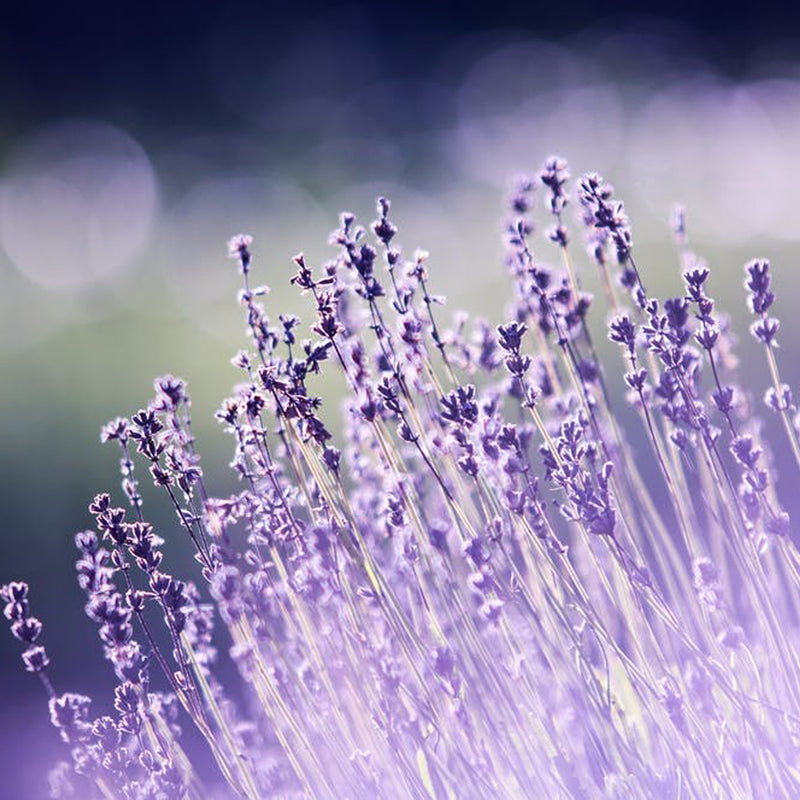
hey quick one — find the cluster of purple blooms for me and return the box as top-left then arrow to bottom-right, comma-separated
6,158 -> 800,799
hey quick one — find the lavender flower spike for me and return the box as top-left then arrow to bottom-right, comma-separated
8,162 -> 800,800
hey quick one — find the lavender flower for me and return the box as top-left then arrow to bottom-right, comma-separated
8,161 -> 800,800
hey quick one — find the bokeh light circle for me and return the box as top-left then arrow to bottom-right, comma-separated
0,120 -> 158,291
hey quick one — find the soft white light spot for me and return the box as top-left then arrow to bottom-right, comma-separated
0,120 -> 158,291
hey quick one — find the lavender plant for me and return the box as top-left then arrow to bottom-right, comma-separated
6,158 -> 800,799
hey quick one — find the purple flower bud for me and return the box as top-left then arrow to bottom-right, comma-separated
92,716 -> 120,752
765,512 -> 790,537
210,566 -> 243,623
12,616 -> 42,643
765,384 -> 792,412
322,446 -> 341,474
608,315 -> 636,355
750,317 -> 780,347
228,233 -> 253,274
1,581 -> 29,603
480,597 -> 504,625
672,205 -> 687,244
579,173 -> 633,263
540,156 -> 570,215
625,369 -> 648,392
433,645 -> 456,681
113,683 -> 138,715
22,645 -> 50,673
659,678 -> 686,733
712,386 -> 735,415
371,197 -> 397,247
397,421 -> 416,443
497,322 -> 527,353
695,326 -> 719,350
440,385 -> 479,428
50,693 -> 92,742
719,626 -> 745,649
744,259 -> 774,313
100,417 -> 129,443
730,435 -> 761,469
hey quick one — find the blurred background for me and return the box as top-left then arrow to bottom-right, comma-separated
4,1 -> 800,795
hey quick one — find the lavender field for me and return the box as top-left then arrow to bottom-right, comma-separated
5,8 -> 800,800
